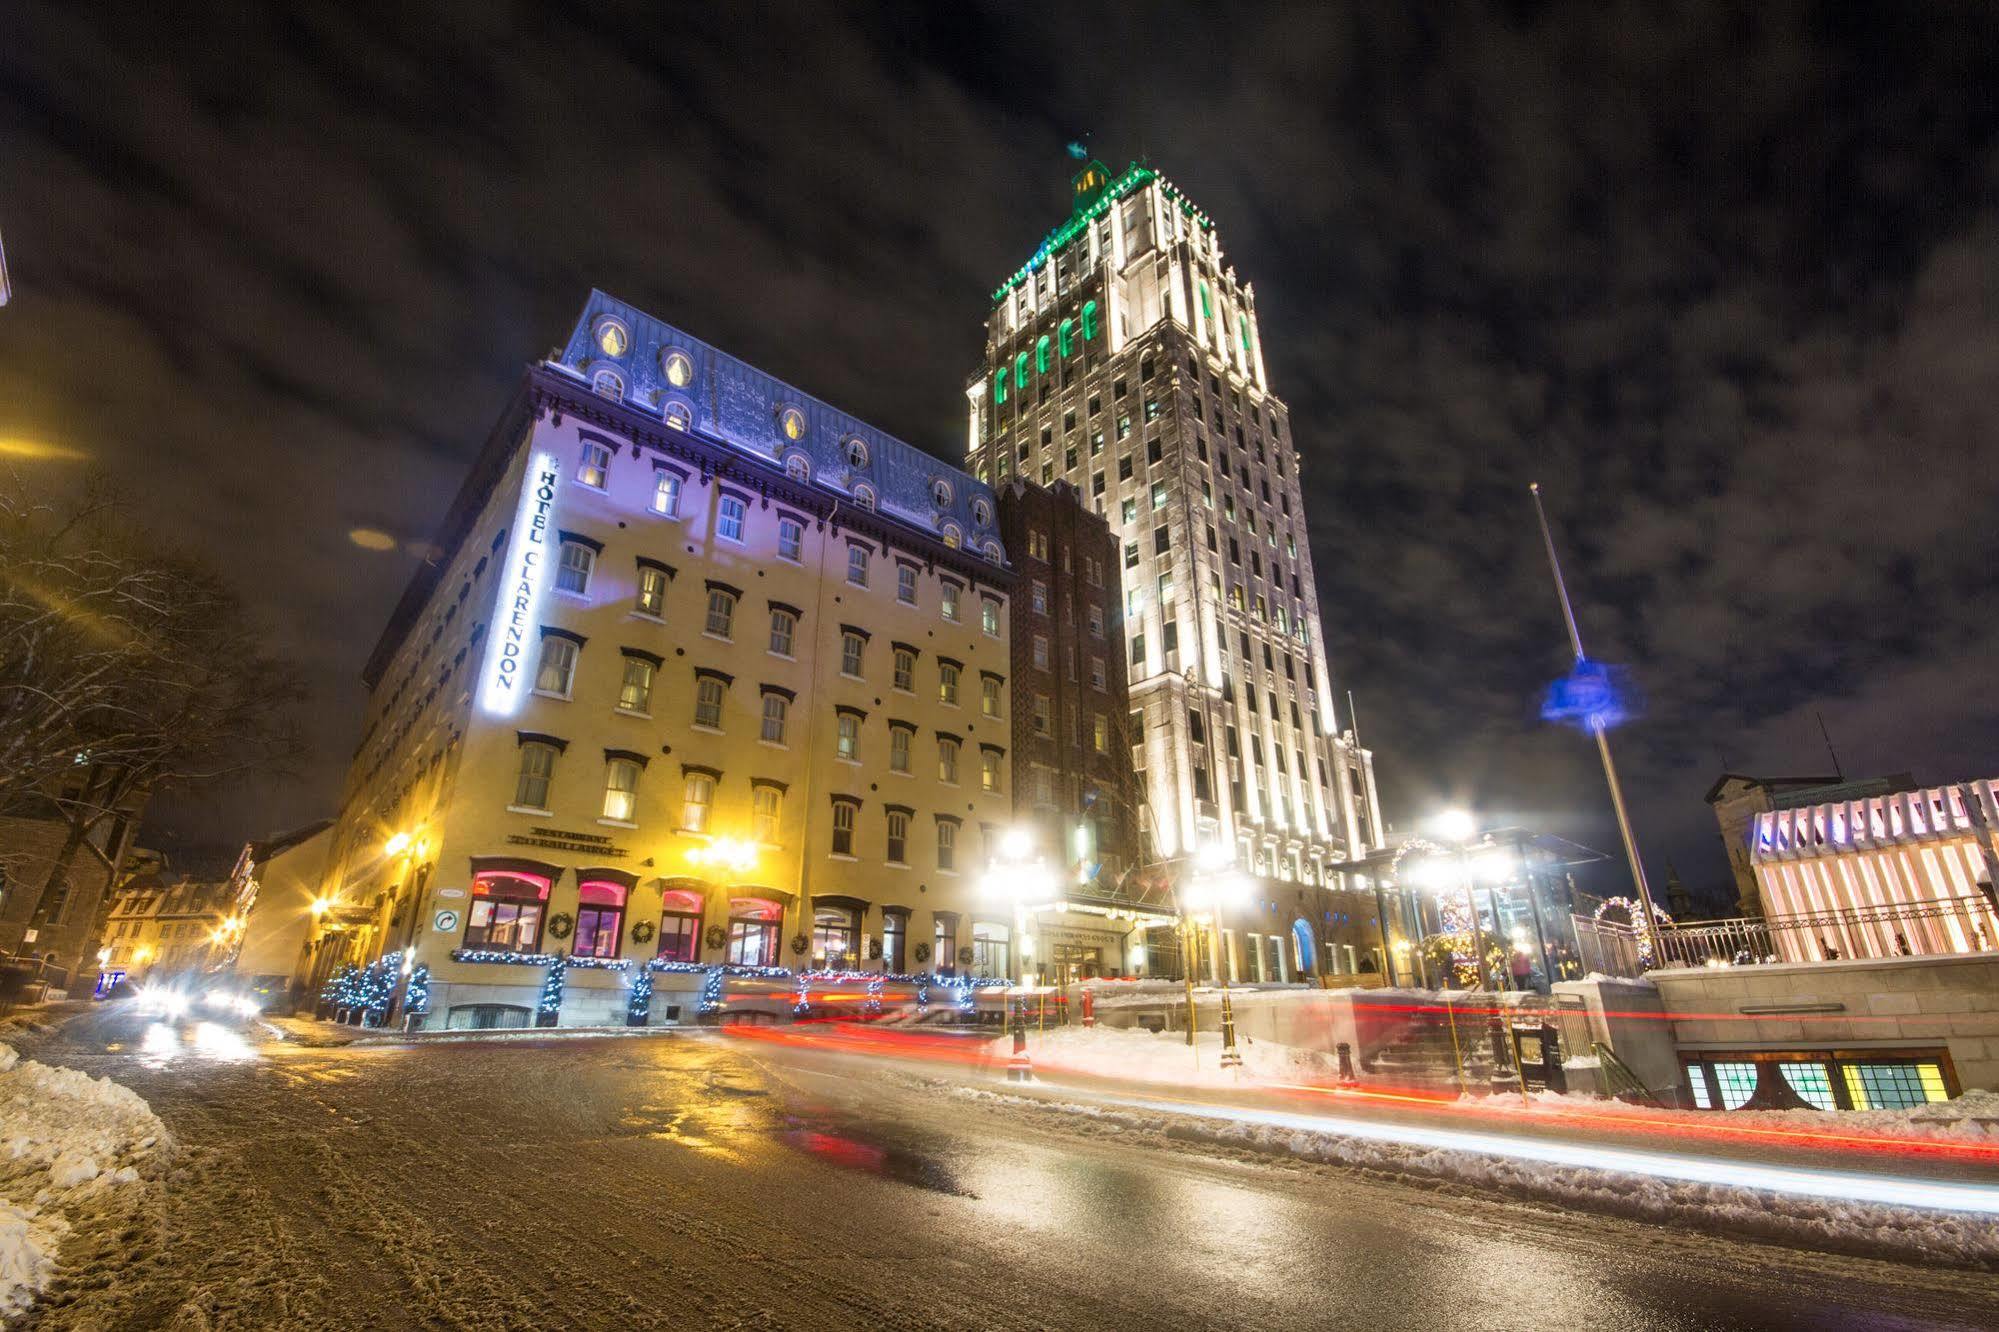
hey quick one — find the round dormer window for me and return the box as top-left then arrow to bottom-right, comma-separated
931,478 -> 954,509
596,319 -> 630,358
663,350 -> 693,387
971,498 -> 993,528
780,407 -> 806,442
844,437 -> 869,469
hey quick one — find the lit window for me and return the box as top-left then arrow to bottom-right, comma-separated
682,773 -> 713,832
937,737 -> 959,783
557,541 -> 594,596
761,692 -> 788,743
941,582 -> 960,621
1088,605 -> 1103,636
886,810 -> 909,863
847,544 -> 869,587
693,677 -> 725,729
982,675 -> 1001,718
890,724 -> 912,773
781,407 -> 806,441
637,565 -> 668,617
777,517 -> 803,562
893,649 -> 915,692
535,636 -> 578,695
578,441 -> 611,488
831,799 -> 857,856
653,469 -> 682,516
753,785 -> 782,843
941,523 -> 962,549
939,662 -> 960,705
664,402 -> 691,431
663,350 -> 693,386
981,749 -> 1001,793
596,319 -> 629,357
705,589 -> 736,638
841,631 -> 865,677
718,495 -> 747,542
602,758 -> 641,822
769,608 -> 796,656
836,713 -> 860,761
981,599 -> 1000,635
573,881 -> 627,959
1032,581 -> 1048,614
897,565 -> 918,605
1093,714 -> 1110,753
515,743 -> 557,810
617,655 -> 655,713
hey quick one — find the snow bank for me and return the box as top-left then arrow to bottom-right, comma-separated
0,1043 -> 168,1320
1493,1085 -> 1999,1141
993,1023 -> 1338,1087
941,1082 -> 1999,1269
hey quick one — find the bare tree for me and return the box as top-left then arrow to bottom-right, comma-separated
0,468 -> 306,936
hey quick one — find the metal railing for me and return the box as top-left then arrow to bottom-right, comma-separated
1653,895 -> 1996,968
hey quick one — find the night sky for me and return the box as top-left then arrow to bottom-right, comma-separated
4,4 -> 1997,905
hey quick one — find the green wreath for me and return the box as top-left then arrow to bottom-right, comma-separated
547,912 -> 574,941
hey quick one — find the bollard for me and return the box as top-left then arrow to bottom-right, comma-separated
1219,989 -> 1244,1070
1081,988 -> 1096,1028
1007,999 -> 1033,1082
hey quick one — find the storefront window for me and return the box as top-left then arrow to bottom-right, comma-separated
812,906 -> 859,970
882,912 -> 908,973
726,898 -> 783,967
573,881 -> 627,959
464,874 -> 549,954
972,921 -> 1010,979
656,888 -> 704,964
933,913 -> 959,975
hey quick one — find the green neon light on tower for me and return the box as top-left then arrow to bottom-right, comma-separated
1058,318 -> 1074,357
1014,351 -> 1029,386
1035,334 -> 1051,375
1199,281 -> 1212,320
1080,300 -> 1099,341
993,369 -> 1007,405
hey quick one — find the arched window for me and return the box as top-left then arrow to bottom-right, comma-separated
812,905 -> 860,969
1035,334 -> 1051,375
983,540 -> 1003,563
940,522 -> 962,549
785,453 -> 810,482
1014,351 -> 1029,387
992,368 -> 1007,405
726,898 -> 783,967
464,873 -> 550,954
1058,318 -> 1075,357
573,881 -> 627,959
852,484 -> 876,511
663,400 -> 691,431
1080,299 -> 1100,341
845,437 -> 869,469
656,887 -> 704,963
592,368 -> 624,401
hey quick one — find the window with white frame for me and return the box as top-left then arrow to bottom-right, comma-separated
886,809 -> 909,864
981,748 -> 1002,794
982,598 -> 1000,635
693,676 -> 725,729
835,712 -> 860,761
652,469 -> 682,516
897,564 -> 918,605
1032,581 -> 1048,614
752,784 -> 782,843
941,582 -> 960,621
769,607 -> 796,656
515,742 -> 557,810
602,757 -> 641,822
777,517 -> 803,562
981,675 -> 1002,718
760,691 -> 788,744
717,494 -> 747,543
535,635 -> 578,696
937,736 -> 959,784
846,543 -> 869,587
840,631 -> 865,677
830,798 -> 858,856
1093,714 -> 1110,752
637,565 -> 669,617
893,648 -> 915,692
617,655 -> 655,713
578,441 -> 611,488
889,723 -> 912,773
939,661 -> 960,705
1032,635 -> 1050,670
682,773 -> 714,831
705,589 -> 736,638
936,819 -> 958,871
557,541 -> 594,595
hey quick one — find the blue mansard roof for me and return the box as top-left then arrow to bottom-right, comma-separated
549,290 -> 1002,556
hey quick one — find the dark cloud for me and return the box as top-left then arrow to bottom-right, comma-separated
2,2 -> 1996,905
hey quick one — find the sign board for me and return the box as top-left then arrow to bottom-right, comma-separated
436,888 -> 466,899
433,909 -> 461,933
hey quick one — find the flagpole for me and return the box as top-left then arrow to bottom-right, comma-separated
1530,483 -> 1662,953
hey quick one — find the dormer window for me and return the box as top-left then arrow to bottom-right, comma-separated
664,401 -> 691,431
852,484 -> 876,512
972,498 -> 993,528
780,406 -> 806,441
784,453 -> 810,482
662,350 -> 693,387
940,522 -> 962,550
844,437 -> 869,469
592,369 -> 624,401
931,478 -> 954,509
595,319 -> 630,357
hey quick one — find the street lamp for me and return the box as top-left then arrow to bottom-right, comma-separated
983,830 -> 1055,1082
1175,843 -> 1252,1059
1411,811 -> 1500,990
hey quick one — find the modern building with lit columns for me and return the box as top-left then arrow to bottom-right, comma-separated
320,292 -> 1025,1027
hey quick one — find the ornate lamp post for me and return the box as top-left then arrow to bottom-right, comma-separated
1176,844 -> 1252,1064
984,829 -> 1055,1081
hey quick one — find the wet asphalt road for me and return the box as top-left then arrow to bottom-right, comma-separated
14,1006 -> 1999,1331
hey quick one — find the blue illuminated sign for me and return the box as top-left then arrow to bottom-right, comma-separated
1541,657 -> 1637,733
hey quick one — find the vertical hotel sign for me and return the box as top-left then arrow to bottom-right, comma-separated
481,448 -> 562,715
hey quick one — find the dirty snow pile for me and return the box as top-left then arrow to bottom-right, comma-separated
992,1023 -> 1338,1086
0,1044 -> 168,1320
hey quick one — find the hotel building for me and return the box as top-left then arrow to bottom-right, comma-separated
965,160 -> 1387,976
321,292 -> 1021,1027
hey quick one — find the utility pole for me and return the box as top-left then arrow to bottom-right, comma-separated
1529,483 -> 1663,950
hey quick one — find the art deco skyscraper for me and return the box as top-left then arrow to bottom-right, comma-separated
966,161 -> 1385,896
